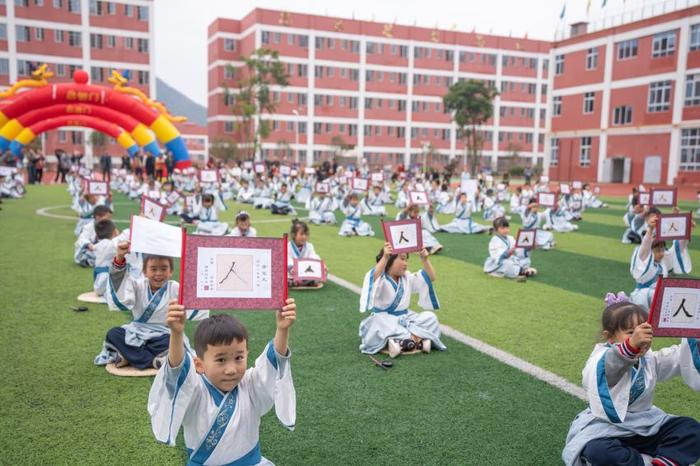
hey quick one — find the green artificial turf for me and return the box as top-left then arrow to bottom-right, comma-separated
1,184 -> 699,465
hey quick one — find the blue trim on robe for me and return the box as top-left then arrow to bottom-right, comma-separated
420,269 -> 439,310
382,273 -> 398,291
674,240 -> 687,274
109,278 -> 129,312
364,267 -> 376,311
266,341 -> 278,370
188,310 -> 200,320
629,359 -> 646,405
201,375 -> 225,407
372,278 -> 406,315
133,283 -> 169,323
93,266 -> 109,280
166,354 -> 192,444
188,387 -> 240,465
187,442 -> 261,466
689,339 -> 700,373
596,351 -> 622,423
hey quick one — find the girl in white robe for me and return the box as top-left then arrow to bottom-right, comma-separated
483,216 -> 536,279
629,213 -> 692,309
362,186 -> 387,216
397,205 -> 443,255
237,180 -> 256,204
543,206 -> 578,232
481,190 -> 505,221
195,194 -> 229,236
307,192 -> 337,225
270,184 -> 296,215
359,243 -> 446,357
582,183 -> 608,208
72,193 -> 99,236
287,220 -> 323,286
229,210 -> 257,237
622,200 -> 646,244
394,185 -> 410,209
435,185 -> 455,215
253,180 -> 274,209
440,193 -> 487,234
339,194 -> 374,237
520,202 -> 555,250
420,204 -> 441,234
562,295 -> 700,466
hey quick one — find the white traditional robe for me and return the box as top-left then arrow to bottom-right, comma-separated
544,207 -> 578,232
483,234 -> 531,278
362,192 -> 387,216
74,221 -> 97,267
148,342 -> 296,466
195,206 -> 228,236
562,339 -> 700,466
440,202 -> 487,234
629,235 -> 692,309
521,210 -> 555,250
358,268 -> 445,354
339,202 -> 374,237
622,211 -> 645,244
229,226 -> 258,237
307,196 -> 337,225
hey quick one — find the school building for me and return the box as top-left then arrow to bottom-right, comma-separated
207,8 -> 551,170
549,4 -> 700,186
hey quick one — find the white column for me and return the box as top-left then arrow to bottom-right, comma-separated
597,37 -> 614,182
306,33 -> 316,168
534,55 -> 544,167
492,52 -> 503,171
358,37 -> 367,168
668,19 -> 690,185
404,43 -> 415,168
6,0 -> 17,83
148,1 -> 156,99
450,47 -> 458,161
544,52 -> 555,172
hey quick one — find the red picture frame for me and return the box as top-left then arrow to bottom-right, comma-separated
537,192 -> 558,208
515,228 -> 537,250
648,277 -> 700,338
408,191 -> 429,206
315,182 -> 330,194
199,169 -> 219,183
179,234 -> 288,310
650,187 -> 677,207
87,180 -> 109,196
656,212 -> 692,242
140,195 -> 168,222
638,192 -> 651,206
292,258 -> 327,282
381,218 -> 424,254
351,177 -> 369,192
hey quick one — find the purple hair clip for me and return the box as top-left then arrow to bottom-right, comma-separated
605,292 -> 630,307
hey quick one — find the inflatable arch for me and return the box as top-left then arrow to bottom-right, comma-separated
0,66 -> 191,168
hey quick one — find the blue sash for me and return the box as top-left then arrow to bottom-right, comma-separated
372,277 -> 406,316
93,266 -> 109,280
133,283 -> 168,323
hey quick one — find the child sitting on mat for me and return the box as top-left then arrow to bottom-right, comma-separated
287,219 -> 322,287
229,210 -> 257,237
194,193 -> 228,236
359,242 -> 445,358
94,241 -> 206,369
562,293 -> 700,466
339,193 -> 375,237
92,219 -> 120,297
147,299 -> 297,465
74,204 -> 113,268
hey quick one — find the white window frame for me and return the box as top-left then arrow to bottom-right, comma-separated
553,96 -> 562,116
617,38 -> 638,60
648,80 -> 672,112
586,47 -> 598,70
583,92 -> 595,114
652,30 -> 676,58
579,136 -> 592,167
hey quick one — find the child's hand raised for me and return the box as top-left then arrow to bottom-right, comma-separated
417,248 -> 430,260
276,298 -> 296,330
166,299 -> 187,334
116,241 -> 130,260
629,322 -> 654,353
383,242 -> 394,257
647,215 -> 658,230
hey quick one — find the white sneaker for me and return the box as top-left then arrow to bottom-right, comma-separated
387,339 -> 401,358
421,339 -> 431,353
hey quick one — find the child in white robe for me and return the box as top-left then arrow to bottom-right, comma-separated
394,184 -> 410,209
435,184 -> 455,214
483,216 -> 537,280
420,204 -> 441,234
229,211 -> 257,237
148,299 -> 297,465
481,189 -> 506,221
253,180 -> 274,209
287,220 -> 323,286
582,183 -> 607,208
629,211 -> 692,309
92,220 -> 120,296
95,242 -> 206,368
237,180 -> 255,204
440,192 -> 487,234
307,192 -> 337,225
520,201 -> 555,250
397,204 -> 443,255
270,183 -> 296,215
562,293 -> 700,466
362,185 -> 387,216
339,193 -> 374,237
359,243 -> 446,357
623,198 -> 646,244
194,194 -> 228,236
543,205 -> 578,232
74,204 -> 113,267
72,193 -> 100,237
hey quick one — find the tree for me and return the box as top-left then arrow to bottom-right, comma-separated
89,131 -> 107,149
443,79 -> 498,176
209,137 -> 240,163
225,48 -> 289,161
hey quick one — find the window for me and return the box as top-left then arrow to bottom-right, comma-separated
34,27 -> 44,41
67,0 -> 79,13
224,121 -> 234,133
0,24 -> 6,41
35,0 -> 44,5
54,29 -> 64,42
15,0 -> 28,5
137,70 -> 149,85
89,0 -> 101,15
586,48 -> 598,70
137,5 -> 148,21
137,38 -> 148,53
15,26 -> 30,42
261,31 -> 269,44
555,54 -> 564,75
648,80 -> 672,112
652,31 -> 676,58
107,35 -> 115,48
579,137 -> 592,167
583,92 -> 595,114
56,63 -> 65,76
91,66 -> 104,82
553,96 -> 562,116
686,74 -> 700,106
53,0 -> 62,7
124,4 -> 132,16
90,33 -> 102,49
680,128 -> 700,170
691,24 -> 700,51
224,38 -> 235,51
68,31 -> 81,47
613,105 -> 633,125
0,58 -> 8,75
298,35 -> 308,48
617,39 -> 638,60
550,138 -> 559,166
224,66 -> 234,80
58,130 -> 67,142
125,37 -> 133,49
107,2 -> 115,14
273,32 -> 281,44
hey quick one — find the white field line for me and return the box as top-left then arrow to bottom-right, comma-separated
326,273 -> 587,401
